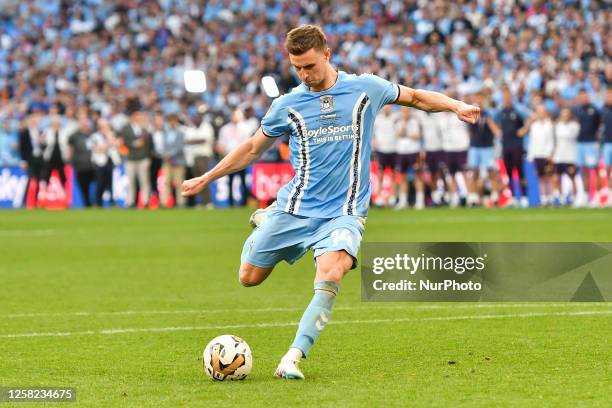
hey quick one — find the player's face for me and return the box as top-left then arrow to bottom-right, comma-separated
289,48 -> 331,89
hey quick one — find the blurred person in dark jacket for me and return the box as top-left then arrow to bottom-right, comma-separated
493,89 -> 532,208
150,112 -> 165,205
90,118 -> 120,207
41,105 -> 69,189
67,114 -> 95,207
121,100 -> 151,208
18,112 -> 45,206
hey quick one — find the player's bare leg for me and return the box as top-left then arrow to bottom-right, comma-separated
274,250 -> 353,379
238,262 -> 274,287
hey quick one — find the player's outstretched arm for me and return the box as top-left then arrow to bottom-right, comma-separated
394,85 -> 480,124
181,127 -> 275,197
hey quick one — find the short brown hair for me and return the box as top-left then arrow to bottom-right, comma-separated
285,24 -> 328,55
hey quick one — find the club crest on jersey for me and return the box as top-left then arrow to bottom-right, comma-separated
320,95 -> 334,112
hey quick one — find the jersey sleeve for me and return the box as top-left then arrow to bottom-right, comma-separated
360,73 -> 400,114
261,97 -> 290,138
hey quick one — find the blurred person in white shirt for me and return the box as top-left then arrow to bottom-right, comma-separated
183,113 -> 215,208
415,110 -> 445,206
526,104 -> 555,206
41,106 -> 69,190
90,118 -> 120,207
394,109 -> 424,210
440,108 -> 470,208
373,105 -> 398,207
217,109 -> 253,206
552,107 -> 580,205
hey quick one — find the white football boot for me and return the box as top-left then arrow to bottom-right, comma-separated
249,201 -> 277,228
274,348 -> 305,380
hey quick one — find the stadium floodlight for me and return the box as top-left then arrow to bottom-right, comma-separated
184,70 -> 207,93
261,75 -> 280,98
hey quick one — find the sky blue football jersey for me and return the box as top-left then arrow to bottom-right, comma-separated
261,71 -> 399,218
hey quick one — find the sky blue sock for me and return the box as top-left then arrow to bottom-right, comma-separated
290,281 -> 340,358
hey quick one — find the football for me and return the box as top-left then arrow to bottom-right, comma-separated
203,335 -> 253,381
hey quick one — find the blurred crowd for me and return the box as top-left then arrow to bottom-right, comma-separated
0,0 -> 610,208
374,87 -> 611,209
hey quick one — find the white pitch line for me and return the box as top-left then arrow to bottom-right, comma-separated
3,302 -> 611,319
0,229 -> 57,236
2,302 -> 611,319
379,213 -> 611,224
1,310 -> 610,339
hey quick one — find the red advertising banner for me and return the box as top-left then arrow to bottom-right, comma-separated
251,163 -> 294,203
251,161 -> 393,205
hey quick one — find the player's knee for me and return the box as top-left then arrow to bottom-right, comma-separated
238,263 -> 270,287
317,265 -> 349,282
316,254 -> 352,282
239,267 -> 260,287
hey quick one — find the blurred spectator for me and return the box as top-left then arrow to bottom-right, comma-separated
0,120 -> 19,166
90,118 -> 119,207
573,89 -> 601,207
67,114 -> 94,207
18,113 -> 45,205
466,93 -> 501,207
121,101 -> 152,208
41,106 -> 68,189
183,113 -> 215,208
217,109 -> 252,206
496,89 -> 530,208
440,108 -> 470,209
159,111 -> 186,208
373,104 -> 398,207
526,104 -> 555,206
394,109 -> 423,210
603,88 -> 612,207
150,112 -> 165,204
552,107 -> 579,206
416,110 -> 445,206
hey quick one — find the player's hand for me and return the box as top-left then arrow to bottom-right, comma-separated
456,103 -> 480,124
181,174 -> 209,197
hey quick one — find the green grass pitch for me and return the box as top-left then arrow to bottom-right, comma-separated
1,208 -> 611,407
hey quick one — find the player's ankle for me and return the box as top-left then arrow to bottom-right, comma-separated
285,347 -> 304,361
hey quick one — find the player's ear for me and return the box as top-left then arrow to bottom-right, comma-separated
323,47 -> 331,61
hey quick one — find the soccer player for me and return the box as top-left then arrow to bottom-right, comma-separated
439,94 -> 471,208
526,104 -> 555,206
573,89 -> 601,207
552,107 -> 579,205
181,25 -> 479,379
466,93 -> 501,207
415,109 -> 445,206
394,108 -> 424,210
373,104 -> 398,207
494,89 -> 531,208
